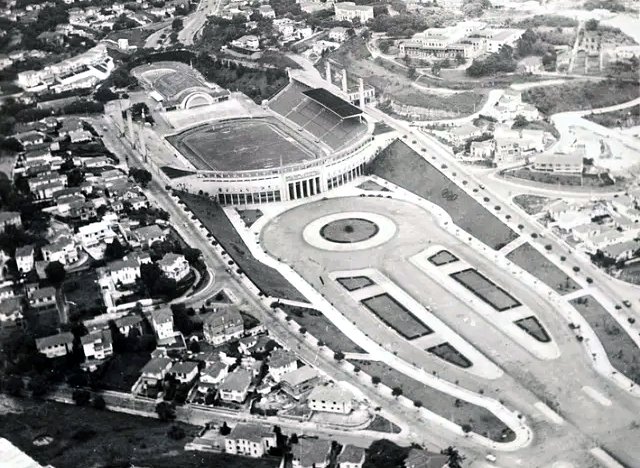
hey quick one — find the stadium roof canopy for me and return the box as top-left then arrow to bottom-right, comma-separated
302,88 -> 362,119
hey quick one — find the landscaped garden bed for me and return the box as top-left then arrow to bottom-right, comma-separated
278,304 -> 364,353
351,360 -> 515,442
176,192 -> 306,302
427,342 -> 472,368
514,316 -> 551,343
368,140 -> 518,249
506,243 -> 580,295
570,296 -> 640,385
428,250 -> 459,266
450,269 -> 521,311
361,293 -> 433,340
336,276 -> 375,291
237,208 -> 263,227
512,194 -> 551,215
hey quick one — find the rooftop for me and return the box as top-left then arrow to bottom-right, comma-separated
228,423 -> 273,443
280,366 -> 320,387
308,384 -> 352,402
338,444 -> 365,464
220,368 -> 252,392
268,348 -> 297,368
36,332 -> 74,350
140,357 -> 172,375
293,438 -> 332,466
170,360 -> 199,375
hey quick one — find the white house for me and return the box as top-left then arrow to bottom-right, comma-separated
334,2 -> 374,23
224,423 -> 277,458
533,152 -> 584,174
337,445 -> 366,468
0,211 -> 21,233
42,236 -> 78,265
15,245 -> 35,274
268,348 -> 298,382
158,253 -> 190,282
150,309 -> 175,342
77,220 -> 116,246
168,360 -> 199,383
198,361 -> 229,391
36,332 -> 74,358
139,357 -> 173,388
203,307 -> 244,346
81,328 -> 113,361
219,368 -> 252,403
307,384 -> 353,414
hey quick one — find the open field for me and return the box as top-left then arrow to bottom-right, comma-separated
0,399 -> 281,468
351,360 -> 515,442
368,140 -> 518,249
361,293 -> 433,340
502,167 -> 618,188
321,38 -> 485,116
450,269 -> 521,312
584,104 -> 640,129
278,304 -> 364,353
167,119 -> 316,171
571,296 -> 640,385
63,269 -> 104,320
96,352 -> 151,392
522,80 -> 640,115
506,243 -> 581,295
176,192 -> 306,301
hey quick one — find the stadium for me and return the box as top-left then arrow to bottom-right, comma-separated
163,73 -> 389,206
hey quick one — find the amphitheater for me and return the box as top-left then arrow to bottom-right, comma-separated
132,61 -> 231,111
164,76 -> 393,206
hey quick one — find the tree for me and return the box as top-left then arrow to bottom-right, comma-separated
585,18 -> 599,31
167,425 -> 186,440
183,247 -> 202,265
363,439 -> 411,468
372,375 -> 381,385
5,375 -> 24,396
72,388 -> 91,406
28,375 -> 50,398
45,261 -> 66,286
130,168 -> 152,188
104,238 -> 126,260
92,395 -> 106,410
334,351 -> 345,361
413,400 -> 423,407
406,66 -> 416,79
220,421 -> 231,435
441,446 -> 465,468
512,114 -> 528,128
289,433 -> 299,444
391,386 -> 403,397
172,18 -> 184,31
156,401 -> 176,421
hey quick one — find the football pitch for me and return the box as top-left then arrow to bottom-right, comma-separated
168,119 -> 317,172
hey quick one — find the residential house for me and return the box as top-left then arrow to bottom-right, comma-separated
292,438 -> 332,468
150,308 -> 175,342
219,368 -> 252,403
77,220 -> 116,246
68,129 -> 92,143
114,314 -> 143,336
158,253 -> 190,282
203,307 -> 244,346
14,130 -> 45,147
404,448 -> 449,468
469,139 -> 493,160
307,384 -> 353,414
329,27 -> 349,43
447,123 -> 483,146
0,298 -> 25,338
258,4 -> 275,17
36,332 -> 74,358
337,445 -> 366,468
600,240 -> 640,263
0,211 -> 21,233
198,361 -> 229,391
81,328 -> 113,361
231,35 -> 261,51
101,257 -> 142,286
533,152 -> 584,174
280,366 -> 320,399
139,357 -> 173,387
224,423 -> 277,458
169,360 -> 199,383
42,236 -> 78,265
15,245 -> 35,274
268,348 -> 297,382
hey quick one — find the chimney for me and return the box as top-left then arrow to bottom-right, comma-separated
325,62 -> 332,84
359,78 -> 365,108
341,68 -> 348,93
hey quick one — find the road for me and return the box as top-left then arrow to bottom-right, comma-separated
178,0 -> 225,46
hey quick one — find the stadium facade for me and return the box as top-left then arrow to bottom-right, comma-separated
166,77 -> 392,206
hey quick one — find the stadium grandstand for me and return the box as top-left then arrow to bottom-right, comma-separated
268,79 -> 367,151
132,61 -> 230,111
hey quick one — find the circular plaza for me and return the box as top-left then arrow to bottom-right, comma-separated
303,211 -> 397,251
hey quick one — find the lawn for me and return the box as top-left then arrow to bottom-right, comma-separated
514,316 -> 551,343
176,192 -> 306,302
427,342 -> 472,368
361,294 -> 433,340
237,208 -> 263,227
63,269 -> 105,320
428,250 -> 459,266
336,276 -> 375,291
522,79 -> 640,115
570,296 -> 640,385
0,399 -> 228,468
513,194 -> 551,215
506,243 -> 581,295
365,415 -> 402,434
96,352 -> 151,392
278,304 -> 364,353
351,360 -> 515,442
503,167 -> 618,188
369,140 -> 518,249
161,166 -> 195,179
450,269 -> 521,312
